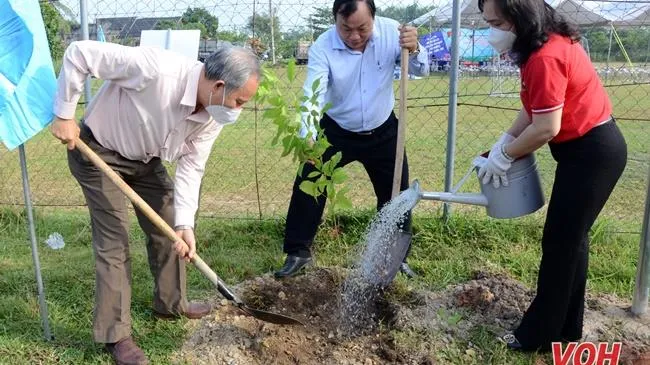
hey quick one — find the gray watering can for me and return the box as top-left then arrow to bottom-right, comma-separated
416,153 -> 545,219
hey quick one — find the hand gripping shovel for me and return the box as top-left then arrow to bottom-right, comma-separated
75,138 -> 303,326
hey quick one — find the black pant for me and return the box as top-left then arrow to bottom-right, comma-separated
514,120 -> 627,350
283,112 -> 411,257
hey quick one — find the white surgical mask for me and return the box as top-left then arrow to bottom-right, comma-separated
205,87 -> 242,125
488,27 -> 516,54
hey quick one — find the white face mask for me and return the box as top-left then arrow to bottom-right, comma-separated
205,87 -> 242,126
488,27 -> 517,54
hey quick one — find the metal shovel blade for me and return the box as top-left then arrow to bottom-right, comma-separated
237,304 -> 305,325
371,231 -> 412,288
215,276 -> 304,325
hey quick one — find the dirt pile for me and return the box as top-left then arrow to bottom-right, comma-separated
176,268 -> 650,365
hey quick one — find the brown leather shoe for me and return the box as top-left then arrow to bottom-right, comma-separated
153,301 -> 212,320
105,337 -> 149,365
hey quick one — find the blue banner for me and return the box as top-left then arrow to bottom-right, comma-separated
420,31 -> 450,60
0,0 -> 57,150
420,28 -> 497,62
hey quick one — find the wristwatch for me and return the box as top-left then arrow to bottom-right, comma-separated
409,47 -> 420,57
174,225 -> 192,231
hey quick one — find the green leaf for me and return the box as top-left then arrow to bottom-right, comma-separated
321,160 -> 332,176
307,171 -> 320,179
299,180 -> 318,197
316,175 -> 328,187
326,182 -> 334,197
268,96 -> 282,107
331,168 -> 347,184
311,77 -> 321,93
322,102 -> 333,114
281,135 -> 294,157
287,59 -> 297,82
330,152 -> 342,168
335,194 -> 353,210
263,107 -> 282,120
292,113 -> 302,128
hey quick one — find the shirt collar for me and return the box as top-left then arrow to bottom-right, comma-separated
331,19 -> 381,51
182,63 -> 211,124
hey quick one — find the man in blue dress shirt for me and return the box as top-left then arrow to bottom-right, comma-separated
274,0 -> 430,278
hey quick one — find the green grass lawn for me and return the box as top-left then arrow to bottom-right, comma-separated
0,206 -> 641,364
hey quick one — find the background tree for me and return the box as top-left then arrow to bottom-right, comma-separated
155,7 -> 218,39
306,6 -> 333,41
277,27 -> 312,59
581,27 -> 650,63
376,4 -> 434,24
246,12 -> 281,55
248,37 -> 267,56
40,1 -> 72,64
217,29 -> 249,44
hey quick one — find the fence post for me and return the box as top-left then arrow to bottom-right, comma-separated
80,0 -> 92,104
19,145 -> 52,340
443,0 -> 462,219
632,163 -> 650,315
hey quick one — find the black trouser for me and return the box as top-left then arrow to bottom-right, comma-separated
514,120 -> 627,350
283,112 -> 411,258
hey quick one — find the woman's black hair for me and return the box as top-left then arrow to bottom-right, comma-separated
333,0 -> 376,20
478,0 -> 580,66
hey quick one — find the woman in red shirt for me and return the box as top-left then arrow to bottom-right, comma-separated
478,0 -> 627,352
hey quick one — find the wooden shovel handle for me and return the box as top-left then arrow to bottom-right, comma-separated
391,47 -> 409,199
74,138 -> 228,296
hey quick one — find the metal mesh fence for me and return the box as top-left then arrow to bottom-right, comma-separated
1,0 -> 649,233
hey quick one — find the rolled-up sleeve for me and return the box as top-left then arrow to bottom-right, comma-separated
54,40 -> 159,119
173,125 -> 222,228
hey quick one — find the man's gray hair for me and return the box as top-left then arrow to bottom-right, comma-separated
204,46 -> 261,93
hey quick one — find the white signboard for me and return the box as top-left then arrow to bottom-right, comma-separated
139,29 -> 201,60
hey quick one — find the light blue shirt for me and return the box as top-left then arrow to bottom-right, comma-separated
300,16 -> 429,138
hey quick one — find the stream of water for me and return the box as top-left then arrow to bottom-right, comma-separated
339,185 -> 420,335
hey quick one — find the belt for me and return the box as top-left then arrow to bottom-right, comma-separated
356,130 -> 375,136
321,112 -> 396,137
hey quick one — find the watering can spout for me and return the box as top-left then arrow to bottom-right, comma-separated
412,179 -> 488,206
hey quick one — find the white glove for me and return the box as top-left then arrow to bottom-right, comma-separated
478,133 -> 515,188
496,132 -> 515,146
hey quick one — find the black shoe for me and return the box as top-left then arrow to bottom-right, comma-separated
274,255 -> 313,278
500,333 -> 523,350
399,262 -> 416,278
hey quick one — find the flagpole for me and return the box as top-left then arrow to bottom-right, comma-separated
19,144 -> 52,341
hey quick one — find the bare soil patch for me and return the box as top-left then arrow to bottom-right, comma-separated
176,268 -> 650,364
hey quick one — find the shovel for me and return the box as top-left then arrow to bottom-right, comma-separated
74,138 -> 303,326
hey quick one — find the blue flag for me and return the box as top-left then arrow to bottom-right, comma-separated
0,0 -> 57,150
